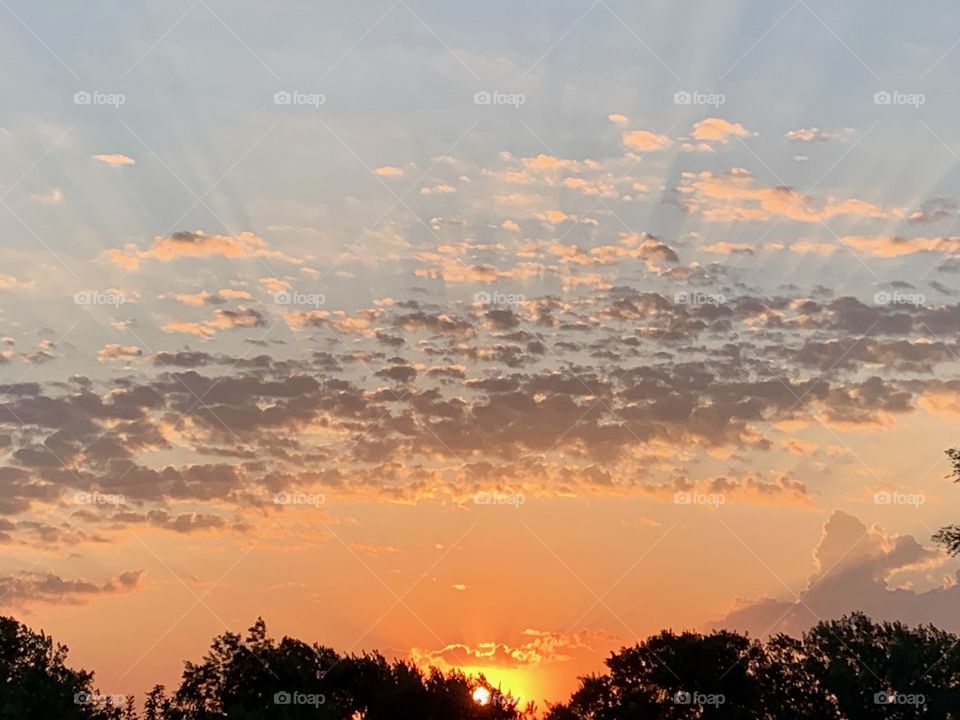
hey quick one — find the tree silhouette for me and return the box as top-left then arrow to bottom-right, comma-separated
933,448 -> 960,556
546,614 -> 960,719
2,613 -> 958,718
545,629 -> 773,719
803,613 -> 960,719
0,616 -> 128,720
155,617 -> 531,719
143,686 -> 171,720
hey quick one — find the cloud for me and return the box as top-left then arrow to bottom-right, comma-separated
3,278 -> 960,543
622,129 -> 671,151
260,277 -> 291,295
784,127 -> 856,143
161,321 -> 215,339
645,472 -> 813,508
374,165 -> 404,177
226,288 -> 254,299
0,275 -> 33,291
0,569 -> 144,607
412,628 -> 618,670
842,235 -> 960,257
691,118 -> 753,143
521,154 -> 583,172
96,344 -> 142,362
109,510 -> 234,534
679,168 -> 899,223
787,240 -> 839,256
350,542 -> 400,558
919,383 -> 960,417
909,198 -> 957,225
420,183 -> 456,195
702,242 -> 753,255
93,153 -> 135,167
414,255 -> 543,284
30,188 -> 63,204
714,511 -> 956,637
161,307 -> 265,339
173,291 -> 224,306
107,230 -> 299,271
208,307 -> 267,330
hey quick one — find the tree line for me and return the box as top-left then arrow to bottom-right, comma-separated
2,611 -> 959,719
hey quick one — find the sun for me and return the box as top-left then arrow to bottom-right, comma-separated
472,686 -> 492,705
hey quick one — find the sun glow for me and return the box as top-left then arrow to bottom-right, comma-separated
472,686 -> 492,705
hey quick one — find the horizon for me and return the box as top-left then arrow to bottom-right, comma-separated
1,0 -> 960,713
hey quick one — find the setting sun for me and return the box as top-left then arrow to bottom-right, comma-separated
472,687 -> 492,706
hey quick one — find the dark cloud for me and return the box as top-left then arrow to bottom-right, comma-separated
0,289 -> 958,545
0,569 -> 144,607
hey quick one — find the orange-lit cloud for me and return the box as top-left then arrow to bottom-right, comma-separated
107,231 -> 300,270
679,168 -> 900,223
412,629 -> 619,670
842,235 -> 960,257
93,153 -> 136,166
622,129 -> 671,151
691,118 -> 753,143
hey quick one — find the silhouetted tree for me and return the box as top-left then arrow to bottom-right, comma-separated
757,634 -> 840,719
933,448 -> 960,555
143,686 -> 171,720
545,628 -> 771,719
0,616 -> 125,720
160,618 -> 529,719
546,614 -> 960,719
160,617 -> 348,719
803,612 -> 960,718
3,613 -> 958,719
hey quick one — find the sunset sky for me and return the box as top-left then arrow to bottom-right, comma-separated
2,0 -> 960,709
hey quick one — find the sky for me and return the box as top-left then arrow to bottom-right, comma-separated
2,0 -> 960,709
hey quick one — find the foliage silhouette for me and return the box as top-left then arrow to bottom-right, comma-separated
933,448 -> 960,556
3,613 -> 959,719
545,613 -> 960,719
0,616 -> 130,720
